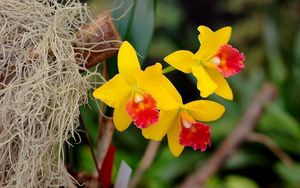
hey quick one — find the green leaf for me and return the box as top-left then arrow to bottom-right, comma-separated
107,0 -> 156,80
263,14 -> 287,85
113,0 -> 136,38
275,162 -> 300,186
294,29 -> 300,67
224,150 -> 266,170
113,0 -> 156,64
127,0 -> 156,63
77,145 -> 96,174
268,134 -> 300,155
204,177 -> 223,188
109,0 -> 137,79
79,95 -> 100,145
146,146 -> 207,182
137,177 -> 169,188
289,29 -> 300,113
225,175 -> 259,188
291,29 -> 300,90
258,101 -> 300,139
205,175 -> 259,188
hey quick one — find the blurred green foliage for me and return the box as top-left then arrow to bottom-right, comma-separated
72,0 -> 300,187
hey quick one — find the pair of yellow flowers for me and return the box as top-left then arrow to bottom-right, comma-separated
93,25 -> 245,157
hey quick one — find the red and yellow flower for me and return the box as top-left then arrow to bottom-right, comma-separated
93,41 -> 178,131
164,25 -> 245,100
142,83 -> 225,157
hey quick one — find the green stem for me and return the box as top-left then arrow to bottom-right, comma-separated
162,66 -> 175,74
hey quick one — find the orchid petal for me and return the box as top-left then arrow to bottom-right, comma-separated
118,41 -> 141,84
164,50 -> 199,73
161,75 -> 183,105
93,74 -> 132,108
205,67 -> 233,100
113,100 -> 132,132
167,116 -> 184,157
136,63 -> 180,110
191,65 -> 217,98
142,110 -> 179,141
194,26 -> 231,61
184,100 -> 225,122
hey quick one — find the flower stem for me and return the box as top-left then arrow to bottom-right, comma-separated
79,114 -> 102,183
162,66 -> 175,74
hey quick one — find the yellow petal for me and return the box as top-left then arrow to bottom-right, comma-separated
136,63 -> 180,110
167,116 -> 184,157
184,100 -> 225,122
161,75 -> 183,105
141,63 -> 162,84
113,100 -> 132,132
194,26 -> 232,61
205,67 -> 233,100
164,50 -> 199,73
118,41 -> 141,83
191,65 -> 217,98
142,110 -> 179,141
93,74 -> 132,108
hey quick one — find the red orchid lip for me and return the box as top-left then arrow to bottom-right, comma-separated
179,111 -> 211,151
214,44 -> 245,78
126,93 -> 159,129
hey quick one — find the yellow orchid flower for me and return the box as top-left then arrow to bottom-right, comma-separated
164,25 -> 245,100
93,41 -> 178,131
142,81 -> 225,157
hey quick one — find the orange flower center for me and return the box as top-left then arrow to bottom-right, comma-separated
126,93 -> 159,129
211,44 -> 245,77
179,111 -> 211,151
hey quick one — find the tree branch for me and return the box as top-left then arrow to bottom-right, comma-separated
129,141 -> 161,188
247,132 -> 294,166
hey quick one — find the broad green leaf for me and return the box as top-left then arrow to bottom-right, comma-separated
109,0 -> 134,78
127,0 -> 156,63
113,0 -> 136,38
113,0 -> 156,61
108,0 -> 137,78
109,0 -> 156,76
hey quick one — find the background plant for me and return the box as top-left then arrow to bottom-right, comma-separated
72,0 -> 300,187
